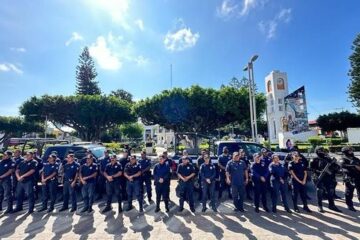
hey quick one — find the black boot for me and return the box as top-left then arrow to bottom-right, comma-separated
102,205 -> 112,213
329,205 -> 342,213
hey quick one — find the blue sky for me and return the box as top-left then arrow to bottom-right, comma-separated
0,0 -> 359,120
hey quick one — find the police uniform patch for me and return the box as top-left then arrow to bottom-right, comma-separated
210,166 -> 213,169
187,166 -> 190,170
4,164 -> 7,167
90,167 -> 92,170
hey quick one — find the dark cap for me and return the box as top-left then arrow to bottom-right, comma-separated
5,150 -> 13,156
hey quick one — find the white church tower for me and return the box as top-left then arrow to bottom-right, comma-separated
265,71 -> 289,142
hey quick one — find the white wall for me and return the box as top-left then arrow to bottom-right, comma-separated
348,128 -> 360,144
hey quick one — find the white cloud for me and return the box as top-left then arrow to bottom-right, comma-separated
0,63 -> 23,74
85,0 -> 130,29
89,32 -> 149,70
258,8 -> 292,39
217,0 -> 260,19
164,19 -> 200,52
65,32 -> 84,46
134,19 -> 144,31
89,36 -> 122,70
10,47 -> 26,52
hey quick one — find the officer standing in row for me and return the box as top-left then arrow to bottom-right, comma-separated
199,154 -> 217,212
310,146 -> 341,213
124,155 -> 143,212
0,151 -> 15,213
163,151 -> 173,203
59,154 -> 80,212
177,156 -> 196,213
226,152 -> 248,212
153,154 -> 171,212
288,152 -> 311,213
97,149 -> 111,200
340,146 -> 360,211
196,150 -> 207,201
251,153 -> 269,213
218,147 -> 232,200
14,151 -> 38,214
80,154 -> 98,213
38,154 -> 59,213
102,154 -> 123,213
269,154 -> 292,213
119,150 -> 130,201
139,151 -> 153,203
12,149 -> 24,196
240,149 -> 253,201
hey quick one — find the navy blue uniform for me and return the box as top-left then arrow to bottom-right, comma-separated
218,154 -> 232,199
97,156 -> 111,198
242,156 -> 253,200
119,157 -> 129,200
139,158 -> 152,202
15,159 -> 38,212
12,156 -> 24,195
199,162 -> 216,210
62,161 -> 80,210
177,163 -> 195,211
269,162 -> 290,211
41,162 -> 59,210
124,162 -> 143,210
0,158 -> 15,212
153,162 -> 171,210
104,162 -> 123,208
80,163 -> 98,210
288,160 -> 308,210
226,160 -> 247,211
251,161 -> 269,210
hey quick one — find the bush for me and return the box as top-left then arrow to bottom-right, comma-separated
308,136 -> 325,147
326,138 -> 343,146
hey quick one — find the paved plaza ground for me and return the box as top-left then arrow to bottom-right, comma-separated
0,181 -> 359,240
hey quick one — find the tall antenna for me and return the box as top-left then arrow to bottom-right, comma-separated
170,64 -> 173,89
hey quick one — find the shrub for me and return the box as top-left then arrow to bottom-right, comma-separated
308,136 -> 325,147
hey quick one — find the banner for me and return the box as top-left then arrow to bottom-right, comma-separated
282,86 -> 309,134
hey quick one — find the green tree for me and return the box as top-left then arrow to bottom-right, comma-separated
135,85 -> 266,135
120,123 -> 144,139
349,34 -> 360,110
20,95 -> 135,141
228,77 -> 249,89
316,111 -> 360,132
110,89 -> 133,103
76,47 -> 101,95
0,116 -> 43,147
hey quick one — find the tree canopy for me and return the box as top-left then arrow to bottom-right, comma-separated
20,95 -> 135,141
110,89 -> 133,103
316,111 -> 360,132
0,116 -> 43,146
348,33 -> 360,110
135,85 -> 266,135
76,47 -> 101,95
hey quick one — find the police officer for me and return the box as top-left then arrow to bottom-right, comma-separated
59,154 -> 80,212
14,151 -> 38,214
218,147 -> 232,200
196,150 -> 207,201
153,154 -> 171,212
119,150 -> 130,201
12,149 -> 24,197
269,154 -> 292,213
79,154 -> 98,213
177,156 -> 196,213
97,149 -> 111,200
288,152 -> 311,213
139,151 -> 153,203
38,154 -> 59,213
80,149 -> 92,165
199,154 -> 217,212
240,149 -> 253,201
340,146 -> 360,211
226,152 -> 248,212
102,154 -> 123,213
163,151 -> 174,203
0,151 -> 15,213
124,155 -> 143,212
178,150 -> 193,165
251,153 -> 269,213
310,146 -> 341,213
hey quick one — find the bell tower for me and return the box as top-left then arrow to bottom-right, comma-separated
265,71 -> 289,142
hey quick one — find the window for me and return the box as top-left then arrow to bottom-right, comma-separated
279,106 -> 283,111
278,98 -> 282,104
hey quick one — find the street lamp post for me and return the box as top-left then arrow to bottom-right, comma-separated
243,55 -> 259,143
